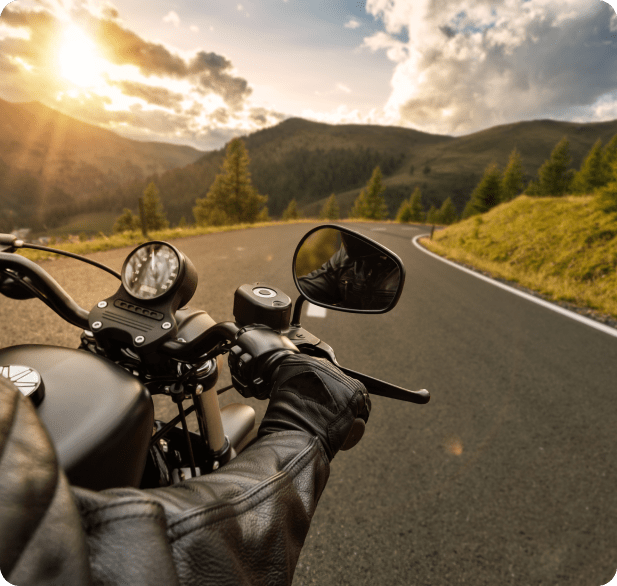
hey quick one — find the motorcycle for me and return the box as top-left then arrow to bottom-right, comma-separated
0,225 -> 429,491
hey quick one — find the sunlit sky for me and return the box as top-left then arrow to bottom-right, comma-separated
0,0 -> 616,150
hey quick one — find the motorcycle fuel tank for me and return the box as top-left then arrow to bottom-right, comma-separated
0,345 -> 154,490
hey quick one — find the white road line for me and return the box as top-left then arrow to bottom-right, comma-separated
306,303 -> 327,318
371,228 -> 386,231
412,234 -> 617,339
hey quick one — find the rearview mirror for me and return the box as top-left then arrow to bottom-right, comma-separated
292,225 -> 405,313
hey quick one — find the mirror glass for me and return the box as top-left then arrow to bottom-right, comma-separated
294,227 -> 403,312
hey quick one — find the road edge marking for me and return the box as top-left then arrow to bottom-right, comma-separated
306,303 -> 327,318
412,234 -> 617,339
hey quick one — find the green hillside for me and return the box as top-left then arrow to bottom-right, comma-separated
5,97 -> 617,233
86,116 -> 617,227
422,195 -> 617,319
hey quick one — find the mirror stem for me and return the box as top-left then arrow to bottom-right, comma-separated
291,295 -> 306,327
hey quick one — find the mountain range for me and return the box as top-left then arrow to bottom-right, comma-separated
2,98 -> 617,232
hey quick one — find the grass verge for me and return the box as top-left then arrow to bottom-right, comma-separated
420,195 -> 617,320
16,218 -> 367,262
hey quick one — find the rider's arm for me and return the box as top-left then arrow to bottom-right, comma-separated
0,355 -> 368,586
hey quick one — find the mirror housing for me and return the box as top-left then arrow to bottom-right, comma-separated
292,225 -> 405,314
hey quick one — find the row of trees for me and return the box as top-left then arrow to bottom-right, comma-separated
113,139 -> 346,233
397,188 -> 458,225
462,149 -> 525,218
462,133 -> 617,220
114,130 -> 617,234
113,182 -> 170,234
347,167 -> 460,225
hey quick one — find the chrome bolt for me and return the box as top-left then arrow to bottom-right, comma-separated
159,439 -> 168,453
135,336 -> 145,345
92,321 -> 102,330
97,301 -> 108,308
212,461 -> 220,471
162,322 -> 172,330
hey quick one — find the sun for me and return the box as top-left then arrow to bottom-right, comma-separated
58,25 -> 107,88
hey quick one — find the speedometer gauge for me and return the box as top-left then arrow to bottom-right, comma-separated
122,242 -> 181,300
91,240 -> 197,353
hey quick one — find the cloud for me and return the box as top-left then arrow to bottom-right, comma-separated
301,104 -> 382,126
95,19 -> 186,76
363,0 -> 617,134
109,80 -> 185,109
92,18 -> 253,106
0,3 -> 285,149
345,18 -> 361,29
0,6 -> 60,67
162,11 -> 180,28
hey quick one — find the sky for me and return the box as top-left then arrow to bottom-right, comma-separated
0,0 -> 616,151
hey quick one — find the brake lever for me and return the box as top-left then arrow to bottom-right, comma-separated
336,365 -> 429,404
288,334 -> 430,405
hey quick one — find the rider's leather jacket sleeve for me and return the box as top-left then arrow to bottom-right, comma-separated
0,373 -> 331,586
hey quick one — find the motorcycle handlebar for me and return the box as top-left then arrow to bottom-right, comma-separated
1,251 -> 429,405
0,252 -> 90,330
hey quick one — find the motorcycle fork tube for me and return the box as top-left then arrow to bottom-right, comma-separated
193,385 -> 225,454
178,402 -> 197,478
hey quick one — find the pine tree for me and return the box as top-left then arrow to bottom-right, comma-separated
396,187 -> 424,223
464,162 -> 502,217
602,134 -> 617,181
350,166 -> 388,220
524,179 -> 540,196
141,182 -> 169,231
319,194 -> 340,220
408,187 -> 424,222
282,199 -> 301,220
113,208 -> 140,233
570,139 -> 606,194
193,138 -> 267,226
396,200 -> 413,223
438,197 -> 458,224
535,136 -> 574,196
596,158 -> 617,213
256,207 -> 270,222
501,148 -> 525,201
426,205 -> 439,224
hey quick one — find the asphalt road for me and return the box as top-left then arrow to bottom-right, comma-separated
1,223 -> 616,586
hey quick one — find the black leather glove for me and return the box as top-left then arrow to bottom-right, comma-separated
258,354 -> 371,461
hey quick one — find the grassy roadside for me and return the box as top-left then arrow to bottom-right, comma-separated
15,220 -> 320,262
16,217 -> 412,262
420,195 -> 617,320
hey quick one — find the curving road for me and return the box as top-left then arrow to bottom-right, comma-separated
1,222 -> 616,586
